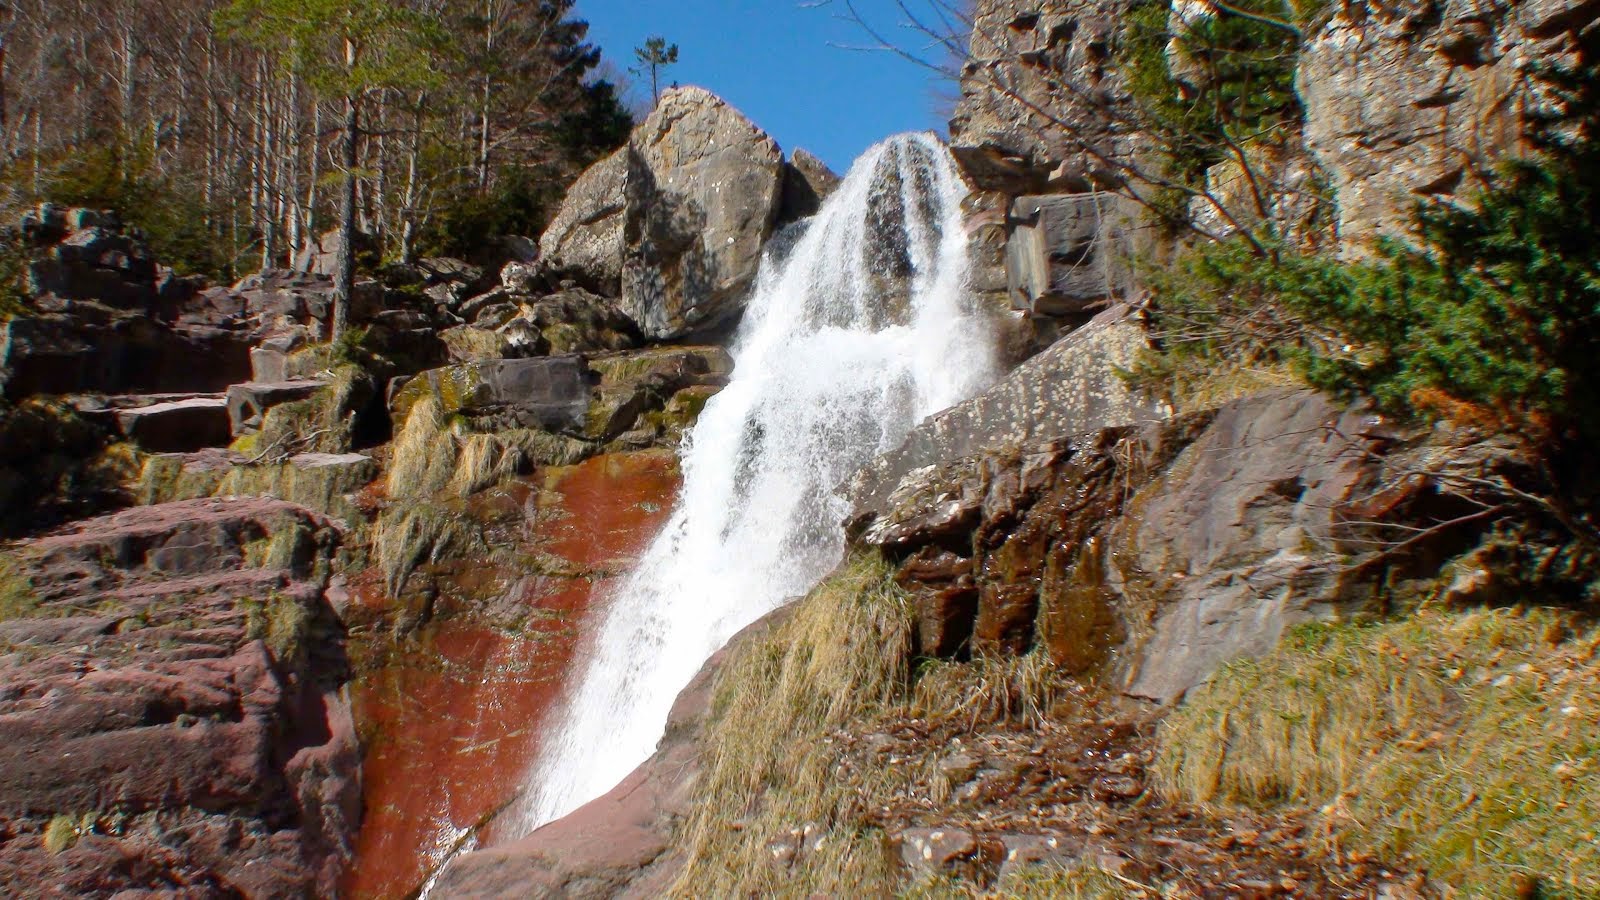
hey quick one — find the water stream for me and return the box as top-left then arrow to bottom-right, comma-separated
517,133 -> 997,831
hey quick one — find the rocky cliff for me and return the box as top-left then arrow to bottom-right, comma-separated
4,1 -> 1599,894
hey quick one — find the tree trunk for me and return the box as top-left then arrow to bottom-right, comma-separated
400,92 -> 423,264
333,41 -> 359,342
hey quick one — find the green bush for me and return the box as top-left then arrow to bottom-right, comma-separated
1149,129 -> 1600,449
44,136 -> 242,279
1119,0 -> 1304,229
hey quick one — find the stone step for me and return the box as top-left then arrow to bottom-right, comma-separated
226,378 -> 332,436
112,396 -> 232,452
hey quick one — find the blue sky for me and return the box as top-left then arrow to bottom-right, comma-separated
575,0 -> 956,173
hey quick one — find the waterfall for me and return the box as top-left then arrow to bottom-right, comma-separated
518,132 -> 997,830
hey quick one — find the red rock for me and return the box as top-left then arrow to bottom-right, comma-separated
0,498 -> 358,898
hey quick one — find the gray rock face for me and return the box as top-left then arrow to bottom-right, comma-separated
1005,193 -> 1133,317
114,396 -> 233,453
1299,0 -> 1598,245
389,356 -> 594,434
227,379 -> 331,437
779,148 -> 843,222
847,305 -> 1166,524
621,87 -> 785,340
950,0 -> 1136,192
1114,391 -> 1382,702
539,149 -> 630,296
855,387 -> 1410,703
1,312 -> 255,400
538,87 -> 785,341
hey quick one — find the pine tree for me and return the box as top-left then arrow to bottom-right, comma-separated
633,36 -> 678,107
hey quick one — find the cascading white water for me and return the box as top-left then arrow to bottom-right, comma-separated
518,132 -> 998,830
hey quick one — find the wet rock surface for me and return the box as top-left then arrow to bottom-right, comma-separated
341,451 -> 682,899
0,498 -> 358,897
432,609 -> 787,900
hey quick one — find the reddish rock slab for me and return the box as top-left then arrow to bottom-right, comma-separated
431,609 -> 789,900
342,450 -> 681,900
0,497 -> 358,898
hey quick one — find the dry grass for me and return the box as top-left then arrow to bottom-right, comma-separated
0,551 -> 38,622
239,364 -> 365,458
1122,349 -> 1301,415
1156,608 -> 1600,898
370,503 -> 484,596
136,455 -> 227,506
386,394 -> 459,499
903,864 -> 1139,899
42,815 -> 80,854
387,395 -> 593,503
911,650 -> 1073,732
670,551 -> 916,897
670,553 -> 1088,897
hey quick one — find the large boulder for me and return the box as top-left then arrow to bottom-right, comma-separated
0,498 -> 359,897
292,228 -> 379,277
1299,0 -> 1599,245
539,87 -> 785,341
222,268 -> 385,337
540,149 -> 631,296
622,87 -> 785,340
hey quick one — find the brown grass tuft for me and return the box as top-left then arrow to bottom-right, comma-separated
1156,608 -> 1600,898
671,553 -> 1085,897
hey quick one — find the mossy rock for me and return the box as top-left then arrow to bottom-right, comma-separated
440,326 -> 518,363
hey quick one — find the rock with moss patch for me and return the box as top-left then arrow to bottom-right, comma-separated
0,498 -> 358,897
390,356 -> 594,434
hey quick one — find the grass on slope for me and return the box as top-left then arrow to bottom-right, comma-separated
670,551 -> 915,897
670,551 -> 1094,898
1156,608 -> 1600,899
0,552 -> 38,621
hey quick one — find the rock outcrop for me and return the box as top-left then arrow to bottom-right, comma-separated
850,383 -> 1497,704
390,356 -> 595,434
1299,0 -> 1600,244
847,305 -> 1165,522
538,87 -> 786,341
0,498 -> 359,897
950,0 -> 1136,193
778,148 -> 842,222
621,87 -> 784,340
